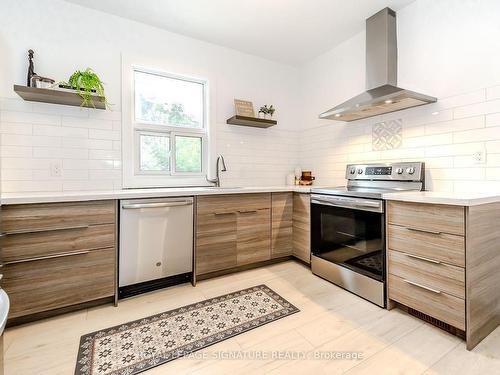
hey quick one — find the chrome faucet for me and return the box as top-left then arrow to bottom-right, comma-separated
207,155 -> 227,187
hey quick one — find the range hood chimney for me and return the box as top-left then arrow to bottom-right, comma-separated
319,8 -> 436,122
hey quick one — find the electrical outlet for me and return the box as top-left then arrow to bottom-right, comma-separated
50,161 -> 62,177
473,149 -> 486,164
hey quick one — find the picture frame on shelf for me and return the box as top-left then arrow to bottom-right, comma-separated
234,99 -> 255,117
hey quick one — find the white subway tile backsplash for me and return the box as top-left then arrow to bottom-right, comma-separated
430,168 -> 485,181
34,124 -> 88,138
301,85 -> 500,189
89,169 -> 121,180
485,113 -> 500,127
453,99 -> 500,119
0,110 -> 61,125
62,138 -> 89,149
425,116 -> 484,135
0,98 -> 33,112
1,145 -> 32,158
453,126 -> 500,143
2,180 -> 62,192
62,169 -> 89,180
486,85 -> 500,101
88,139 -> 113,150
89,129 -> 120,141
0,122 -> 33,135
33,147 -> 88,159
89,160 -> 115,170
62,116 -> 113,130
4,85 -> 500,194
486,168 -> 500,180
1,169 -> 32,181
1,158 -> 54,170
32,102 -> 89,118
437,90 -> 486,109
63,159 -> 89,170
62,180 -> 114,191
404,134 -> 453,148
89,149 -> 120,160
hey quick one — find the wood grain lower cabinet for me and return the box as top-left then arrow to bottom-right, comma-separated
196,194 -> 271,276
387,200 -> 500,350
4,248 -> 115,319
292,193 -> 310,264
271,192 -> 293,258
1,200 -> 117,323
196,211 -> 237,275
237,208 -> 271,265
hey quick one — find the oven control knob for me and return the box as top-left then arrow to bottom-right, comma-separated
406,167 -> 415,174
357,168 -> 363,174
349,168 -> 356,175
396,167 -> 404,174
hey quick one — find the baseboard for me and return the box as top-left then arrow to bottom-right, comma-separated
196,256 -> 294,281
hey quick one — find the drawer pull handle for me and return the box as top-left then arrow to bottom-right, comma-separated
213,211 -> 235,216
403,279 -> 442,294
4,225 -> 90,236
404,253 -> 442,264
406,227 -> 442,235
3,250 -> 91,265
238,210 -> 259,214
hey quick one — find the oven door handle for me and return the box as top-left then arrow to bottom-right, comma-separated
311,195 -> 383,213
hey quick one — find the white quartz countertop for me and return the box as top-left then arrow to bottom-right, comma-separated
1,186 -> 314,205
382,191 -> 500,206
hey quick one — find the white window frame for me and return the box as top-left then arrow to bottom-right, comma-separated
122,57 -> 214,188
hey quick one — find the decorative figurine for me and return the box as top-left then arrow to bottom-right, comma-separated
27,49 -> 36,87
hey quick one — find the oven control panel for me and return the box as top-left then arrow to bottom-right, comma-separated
346,162 -> 424,181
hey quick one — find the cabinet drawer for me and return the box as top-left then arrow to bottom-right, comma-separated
197,193 -> 270,215
389,274 -> 465,330
2,224 -> 115,263
387,201 -> 465,236
2,200 -> 116,234
388,250 -> 465,299
3,247 -> 115,319
388,224 -> 465,267
196,212 -> 237,275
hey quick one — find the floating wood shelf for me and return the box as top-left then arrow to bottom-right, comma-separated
226,115 -> 277,128
13,85 -> 106,110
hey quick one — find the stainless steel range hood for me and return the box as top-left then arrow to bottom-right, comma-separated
319,8 -> 436,122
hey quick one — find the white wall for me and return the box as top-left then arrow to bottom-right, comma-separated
299,0 -> 500,193
0,0 -> 301,192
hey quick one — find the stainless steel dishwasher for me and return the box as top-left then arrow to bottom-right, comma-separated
119,197 -> 194,298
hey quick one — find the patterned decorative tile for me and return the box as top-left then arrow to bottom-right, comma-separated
75,285 -> 299,375
372,119 -> 403,151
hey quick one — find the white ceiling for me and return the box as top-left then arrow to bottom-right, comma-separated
63,0 -> 415,65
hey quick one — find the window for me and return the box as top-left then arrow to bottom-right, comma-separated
124,66 -> 209,187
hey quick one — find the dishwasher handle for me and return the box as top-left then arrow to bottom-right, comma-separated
122,200 -> 193,209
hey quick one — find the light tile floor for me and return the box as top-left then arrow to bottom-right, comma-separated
5,260 -> 500,374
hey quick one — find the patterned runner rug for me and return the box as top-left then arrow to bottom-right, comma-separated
75,285 -> 299,375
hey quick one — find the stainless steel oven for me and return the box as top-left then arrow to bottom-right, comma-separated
310,162 -> 425,307
311,194 -> 385,306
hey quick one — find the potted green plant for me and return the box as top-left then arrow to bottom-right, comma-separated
60,68 -> 110,109
258,104 -> 275,119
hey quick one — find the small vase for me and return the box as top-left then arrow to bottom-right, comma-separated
258,112 -> 264,119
